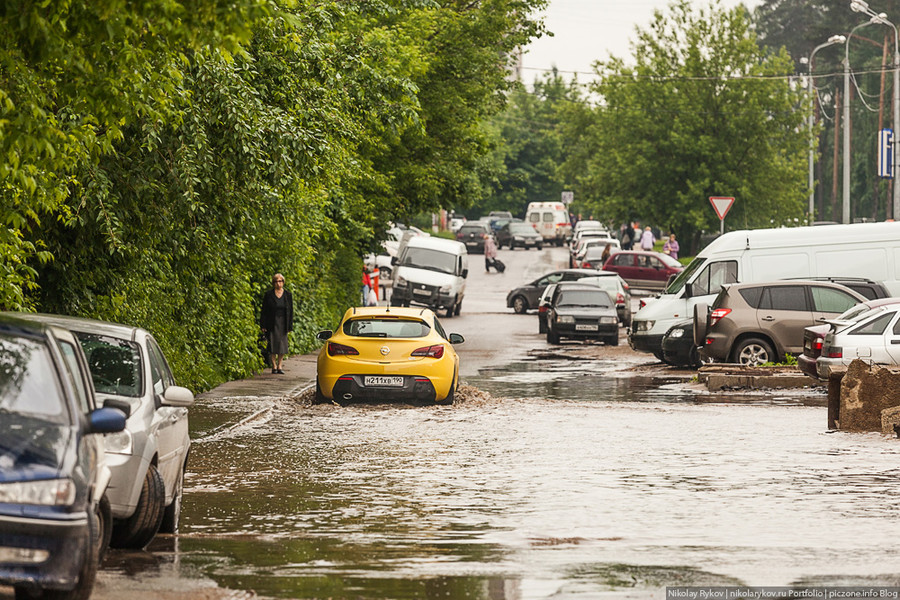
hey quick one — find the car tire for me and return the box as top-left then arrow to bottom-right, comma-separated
110,464 -> 165,550
537,244 -> 543,251
607,334 -> 619,347
512,296 -> 528,314
538,315 -> 547,334
454,300 -> 461,316
509,241 -> 516,250
693,303 -> 709,346
97,494 -> 112,562
732,337 -> 775,366
160,459 -> 186,534
437,370 -> 457,406
547,330 -> 560,344
653,350 -> 667,363
18,500 -> 102,600
378,266 -> 391,279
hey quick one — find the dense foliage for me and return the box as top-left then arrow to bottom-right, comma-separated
1,0 -> 546,391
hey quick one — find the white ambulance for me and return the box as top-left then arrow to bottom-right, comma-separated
525,202 -> 572,246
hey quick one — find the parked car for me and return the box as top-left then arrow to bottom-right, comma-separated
572,220 -> 604,236
817,301 -> 900,379
544,283 -> 620,345
601,250 -> 683,291
661,318 -> 708,368
448,216 -> 466,233
315,306 -> 464,404
496,222 -> 543,250
696,280 -> 866,366
456,222 -> 492,254
9,313 -> 195,548
0,314 -> 126,600
574,274 -> 633,326
798,297 -> 900,379
506,268 -> 608,314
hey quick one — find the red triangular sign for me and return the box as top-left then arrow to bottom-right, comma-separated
709,196 -> 735,220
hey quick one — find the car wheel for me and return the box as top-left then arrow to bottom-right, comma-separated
18,500 -> 102,600
509,241 -> 515,250
110,464 -> 165,550
512,296 -> 528,314
454,300 -> 461,316
97,494 -> 112,561
538,315 -> 547,334
437,370 -> 457,406
537,244 -> 543,250
732,337 -> 774,366
160,459 -> 186,534
607,334 -> 620,347
652,350 -> 667,363
547,329 -> 560,344
378,266 -> 392,279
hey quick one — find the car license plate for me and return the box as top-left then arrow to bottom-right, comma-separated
576,324 -> 598,331
413,288 -> 431,296
364,376 -> 404,387
466,241 -> 478,246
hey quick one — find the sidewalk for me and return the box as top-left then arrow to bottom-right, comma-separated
198,351 -> 319,401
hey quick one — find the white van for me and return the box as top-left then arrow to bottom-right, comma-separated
526,202 -> 572,246
628,222 -> 900,359
390,236 -> 468,317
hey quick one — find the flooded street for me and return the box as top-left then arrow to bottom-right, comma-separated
86,247 -> 900,599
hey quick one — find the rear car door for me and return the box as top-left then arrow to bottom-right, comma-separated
757,285 -> 813,356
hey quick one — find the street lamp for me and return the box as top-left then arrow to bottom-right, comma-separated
844,15 -> 884,224
804,35 -> 846,223
850,0 -> 899,221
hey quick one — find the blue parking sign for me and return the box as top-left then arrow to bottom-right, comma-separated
879,128 -> 893,178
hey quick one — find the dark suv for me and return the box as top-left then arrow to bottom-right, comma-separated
696,280 -> 866,366
456,222 -> 492,254
545,283 -> 619,345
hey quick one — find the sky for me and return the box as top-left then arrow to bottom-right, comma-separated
520,0 -> 764,84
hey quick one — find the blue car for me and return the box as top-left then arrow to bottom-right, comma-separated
0,315 -> 125,600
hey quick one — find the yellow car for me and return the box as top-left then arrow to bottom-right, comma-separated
315,306 -> 464,404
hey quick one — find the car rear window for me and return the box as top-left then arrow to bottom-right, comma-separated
0,334 -> 66,419
738,287 -> 764,308
849,311 -> 896,336
343,318 -> 431,338
75,333 -> 143,398
556,289 -> 611,308
459,225 -> 485,234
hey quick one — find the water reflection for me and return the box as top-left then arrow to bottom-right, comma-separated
95,359 -> 900,599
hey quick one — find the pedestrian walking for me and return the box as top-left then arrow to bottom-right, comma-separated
663,233 -> 680,259
640,226 -> 656,251
484,233 -> 498,272
260,273 -> 293,375
621,224 -> 633,250
600,243 -> 612,265
361,267 -> 372,305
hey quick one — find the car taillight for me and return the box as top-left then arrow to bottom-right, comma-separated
328,342 -> 359,356
539,305 -> 548,314
582,262 -> 592,268
705,337 -> 714,346
708,308 -> 731,327
639,299 -> 646,309
616,293 -> 625,304
411,344 -> 444,358
813,338 -> 824,351
825,347 -> 843,358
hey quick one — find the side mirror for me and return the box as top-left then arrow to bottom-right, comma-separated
391,256 -> 399,266
461,269 -> 468,279
103,398 -> 132,418
448,333 -> 465,344
684,282 -> 694,299
316,330 -> 332,341
162,385 -> 195,407
88,407 -> 126,434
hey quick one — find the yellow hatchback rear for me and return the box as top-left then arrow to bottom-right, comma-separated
315,306 -> 464,404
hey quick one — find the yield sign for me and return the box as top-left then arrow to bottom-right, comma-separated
709,196 -> 735,221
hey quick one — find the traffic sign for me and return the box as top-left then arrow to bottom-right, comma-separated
561,191 -> 574,204
709,196 -> 735,221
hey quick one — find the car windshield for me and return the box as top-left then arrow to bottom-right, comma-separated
509,224 -> 535,234
557,290 -> 610,308
401,247 -> 458,274
0,333 -> 66,420
75,333 -> 143,398
665,256 -> 706,294
458,226 -> 485,235
344,318 -> 431,338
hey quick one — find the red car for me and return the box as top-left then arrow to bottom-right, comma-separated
601,250 -> 683,292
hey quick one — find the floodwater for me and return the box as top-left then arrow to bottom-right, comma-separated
100,355 -> 900,599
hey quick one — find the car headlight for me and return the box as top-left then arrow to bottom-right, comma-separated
557,315 -> 575,323
634,320 -> 654,333
668,328 -> 685,338
0,479 -> 76,506
396,276 -> 407,287
439,285 -> 451,293
105,429 -> 134,455
514,236 -> 524,241
600,316 -> 618,324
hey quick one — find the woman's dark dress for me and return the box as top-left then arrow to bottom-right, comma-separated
261,288 -> 293,355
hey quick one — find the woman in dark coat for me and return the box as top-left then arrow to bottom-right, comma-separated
260,273 -> 293,374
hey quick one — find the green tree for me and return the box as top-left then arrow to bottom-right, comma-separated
561,0 -> 808,251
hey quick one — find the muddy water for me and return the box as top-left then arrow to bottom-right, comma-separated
127,357 -> 900,599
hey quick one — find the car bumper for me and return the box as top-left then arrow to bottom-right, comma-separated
699,333 -> 730,362
797,353 -> 821,380
816,358 -> 848,380
323,374 -> 451,403
552,323 -> 618,340
0,512 -> 89,590
628,331 -> 665,353
391,287 -> 456,310
661,336 -> 695,367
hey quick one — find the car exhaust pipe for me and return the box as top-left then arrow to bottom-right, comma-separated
343,393 -> 352,401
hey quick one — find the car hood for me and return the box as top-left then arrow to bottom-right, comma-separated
0,413 -> 71,481
396,266 -> 460,287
